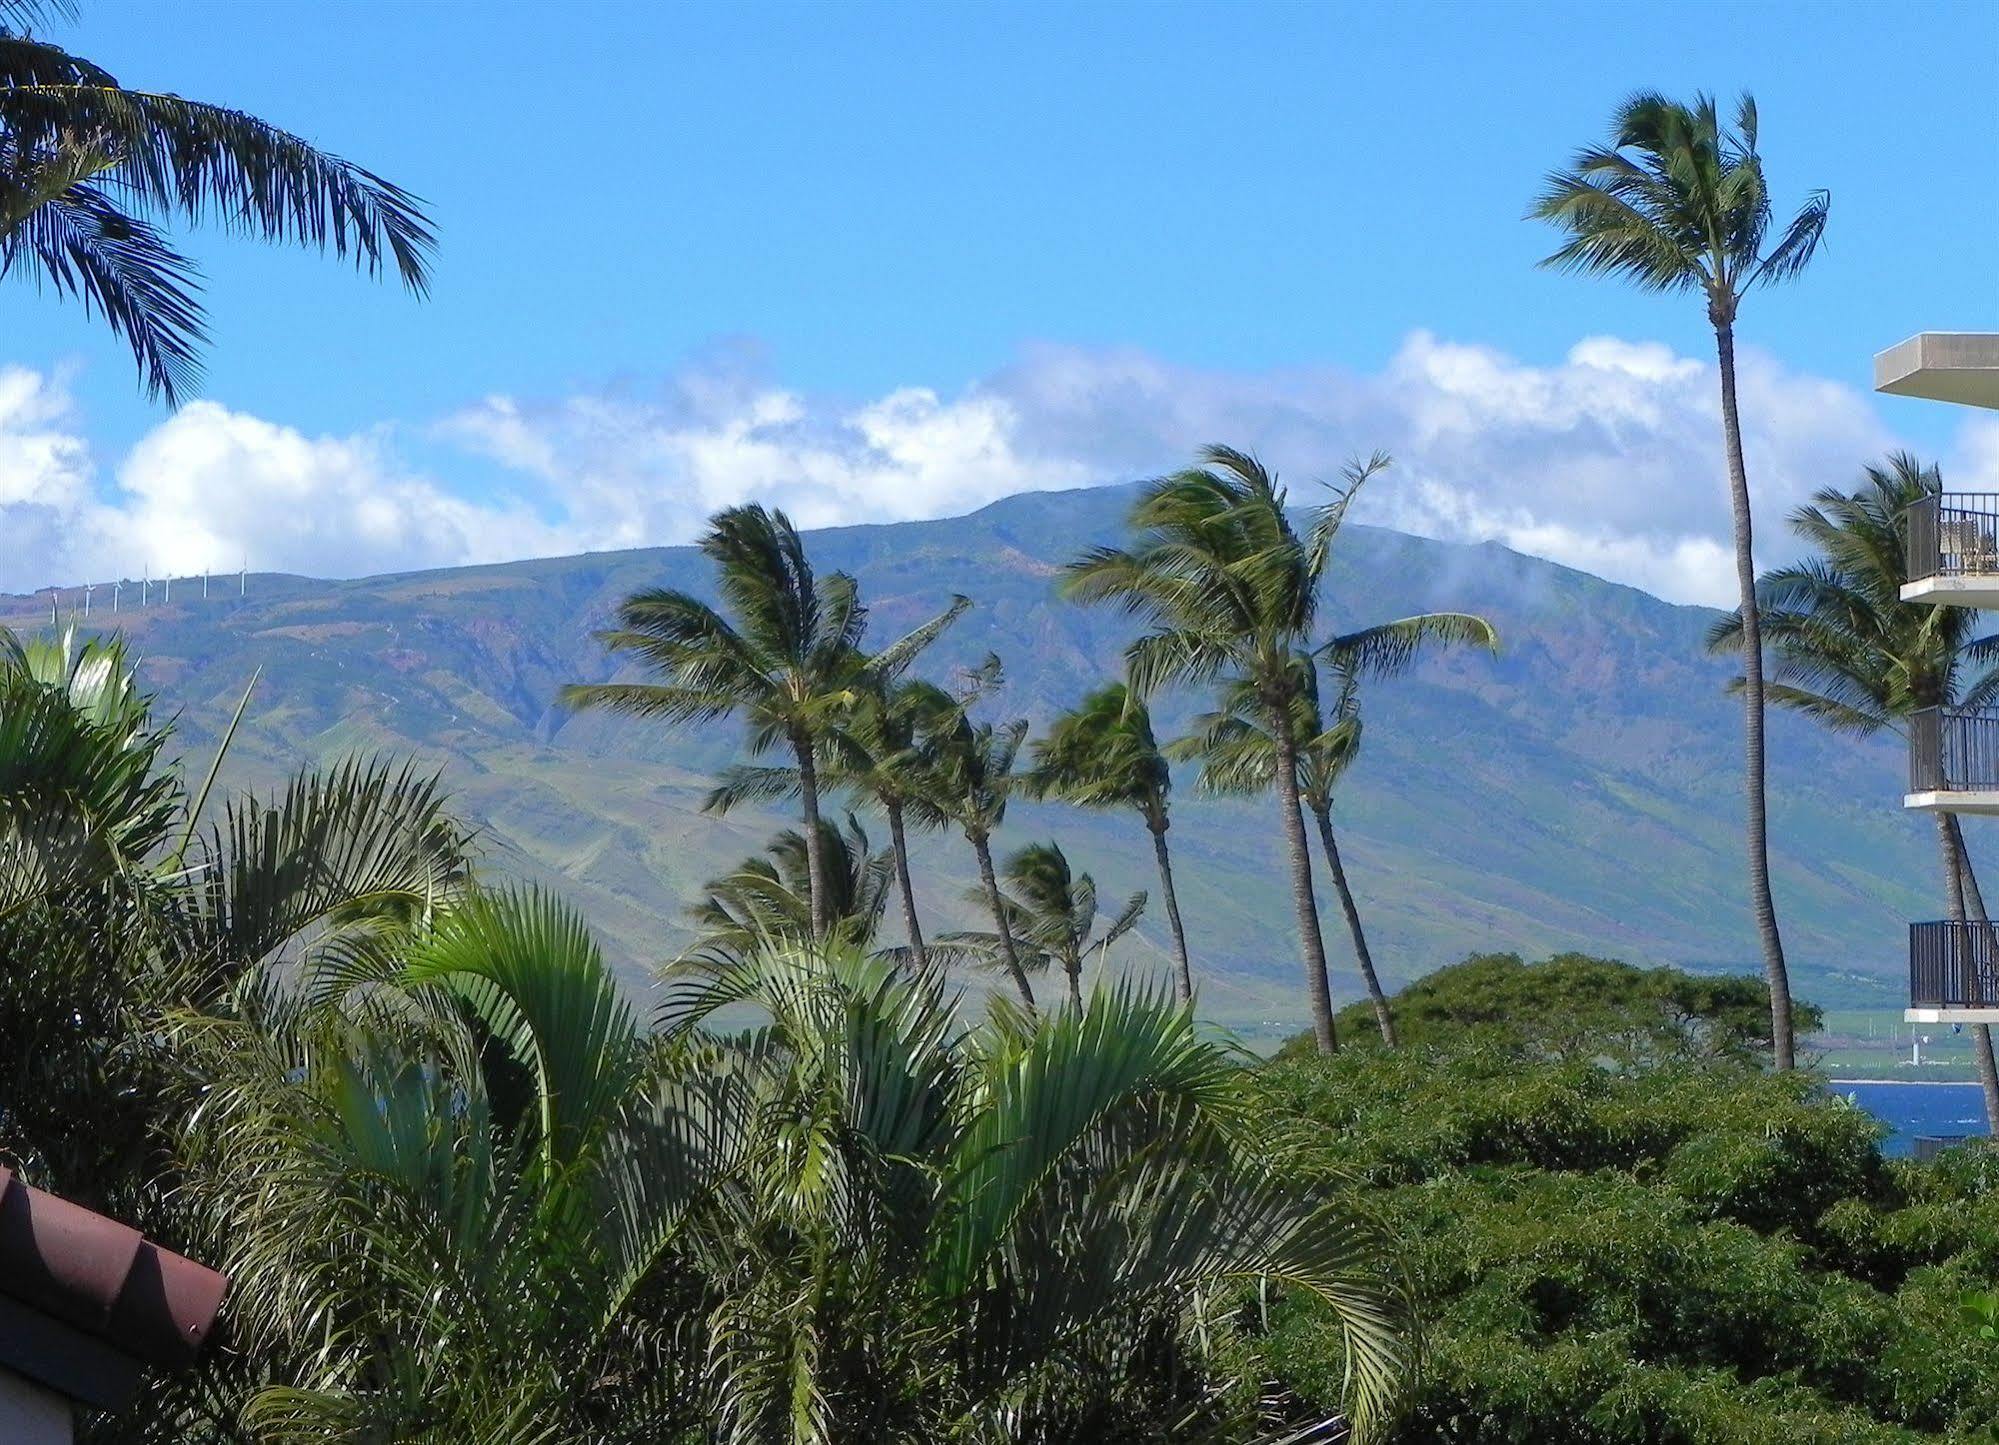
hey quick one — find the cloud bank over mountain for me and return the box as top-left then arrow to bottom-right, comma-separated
4,330 -> 1936,607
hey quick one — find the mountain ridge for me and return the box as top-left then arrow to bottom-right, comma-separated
4,482 -> 1930,1032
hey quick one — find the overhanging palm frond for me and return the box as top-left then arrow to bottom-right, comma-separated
3,175 -> 204,401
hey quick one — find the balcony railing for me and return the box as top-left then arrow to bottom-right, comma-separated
1907,492 -> 1999,585
1909,707 -> 1999,794
1910,920 -> 1999,1009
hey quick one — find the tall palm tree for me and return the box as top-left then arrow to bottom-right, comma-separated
562,504 -> 964,941
0,0 -> 433,403
1706,454 -> 1999,1108
1026,682 -> 1195,1003
686,814 -> 893,964
938,840 -> 1146,1009
925,709 -> 1038,1010
1177,660 -> 1399,1046
707,676 -> 959,972
1063,446 -> 1495,1053
1534,92 -> 1829,1070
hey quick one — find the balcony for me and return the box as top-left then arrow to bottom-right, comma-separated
1909,920 -> 1999,1023
1906,707 -> 1999,813
1876,332 -> 1999,410
1902,493 -> 1999,607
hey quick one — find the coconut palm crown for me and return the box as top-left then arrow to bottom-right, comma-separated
939,840 -> 1146,1009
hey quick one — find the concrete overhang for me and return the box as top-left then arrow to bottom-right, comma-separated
1876,333 -> 1999,409
1907,1007 -> 1999,1025
1899,575 -> 1999,608
1904,790 -> 1999,815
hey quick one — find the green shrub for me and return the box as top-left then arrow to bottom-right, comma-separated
1247,1039 -> 1999,1441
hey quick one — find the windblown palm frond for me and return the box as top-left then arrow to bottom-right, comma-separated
1530,91 -> 1827,311
1705,455 -> 1995,730
0,15 -> 433,402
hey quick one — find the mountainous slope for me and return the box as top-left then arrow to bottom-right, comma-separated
4,484 -> 1935,1035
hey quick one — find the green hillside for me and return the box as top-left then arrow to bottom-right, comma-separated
4,484 -> 1936,1035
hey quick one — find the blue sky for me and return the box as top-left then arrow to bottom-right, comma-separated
6,0 -> 1998,601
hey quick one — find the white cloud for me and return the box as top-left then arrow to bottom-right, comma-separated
0,333 -> 1957,607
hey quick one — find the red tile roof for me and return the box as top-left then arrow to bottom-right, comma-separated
0,1166 -> 228,1410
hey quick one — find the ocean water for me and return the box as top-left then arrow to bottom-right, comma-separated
1837,1081 -> 1988,1156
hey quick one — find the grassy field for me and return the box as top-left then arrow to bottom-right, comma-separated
1812,1006 -> 1985,1080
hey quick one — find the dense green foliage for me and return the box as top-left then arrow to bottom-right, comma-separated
1249,1034 -> 1999,1442
1276,951 -> 1823,1066
0,628 -> 1412,1442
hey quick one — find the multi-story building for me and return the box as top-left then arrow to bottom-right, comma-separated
1877,333 -> 1999,1024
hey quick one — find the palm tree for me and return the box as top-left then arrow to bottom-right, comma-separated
0,627 -> 467,1221
1177,660 -> 1399,1046
562,504 -> 964,941
925,709 -> 1038,1010
664,940 -> 1414,1441
0,0 -> 433,403
1533,92 -> 1829,1070
1026,682 -> 1195,1003
1706,454 -> 1999,1108
1063,446 -> 1495,1053
938,840 -> 1146,1009
185,918 -> 1415,1440
707,676 -> 959,972
178,887 -> 716,1442
686,814 -> 893,963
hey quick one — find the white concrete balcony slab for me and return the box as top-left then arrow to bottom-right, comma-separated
1901,575 -> 1999,607
1877,333 -> 1999,409
1907,1006 -> 1999,1024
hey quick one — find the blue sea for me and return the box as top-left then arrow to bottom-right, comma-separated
1836,1081 -> 1988,1156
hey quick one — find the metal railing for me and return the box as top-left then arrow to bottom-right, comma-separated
1909,707 -> 1999,793
1907,492 -> 1999,584
1910,920 -> 1999,1008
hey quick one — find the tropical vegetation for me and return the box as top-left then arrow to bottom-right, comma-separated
1062,447 -> 1496,1052
5,29 -> 1985,1443
0,626 -> 1415,1441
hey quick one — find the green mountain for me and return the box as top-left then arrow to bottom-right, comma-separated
5,484 -> 1934,1038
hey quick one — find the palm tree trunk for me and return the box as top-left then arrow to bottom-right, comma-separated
1064,954 -> 1083,1010
885,799 -> 928,972
792,730 -> 830,940
1273,730 -> 1337,1054
972,831 -> 1035,1011
1312,801 -> 1397,1047
1714,318 -> 1794,1069
1942,813 -> 1999,1135
1147,815 -> 1195,1006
